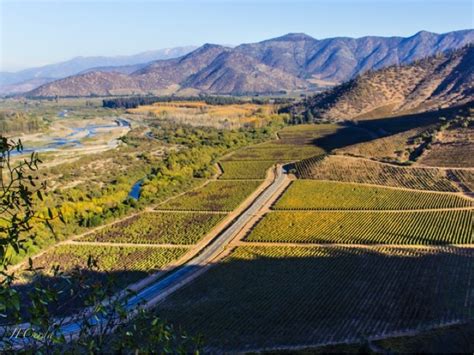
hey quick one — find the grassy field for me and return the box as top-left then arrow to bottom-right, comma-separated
157,246 -> 473,351
246,210 -> 473,244
81,212 -> 225,244
128,101 -> 277,129
295,155 -> 459,192
159,180 -> 262,211
218,160 -> 274,179
274,180 -> 473,210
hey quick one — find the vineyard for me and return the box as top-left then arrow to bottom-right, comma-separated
294,155 -> 459,191
14,244 -> 189,317
225,143 -> 325,162
334,125 -> 435,162
448,169 -> 474,193
417,127 -> 474,168
221,124 -> 346,163
419,143 -> 474,168
246,210 -> 473,244
23,244 -> 189,286
218,160 -> 275,180
159,180 -> 262,211
81,212 -> 225,244
276,123 -> 340,145
276,123 -> 375,151
274,180 -> 473,210
157,245 -> 474,351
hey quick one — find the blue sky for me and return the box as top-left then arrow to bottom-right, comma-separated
0,0 -> 472,71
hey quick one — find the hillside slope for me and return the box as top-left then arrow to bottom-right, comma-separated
182,51 -> 309,93
287,45 -> 474,120
30,72 -> 142,97
27,30 -> 474,97
0,46 -> 197,94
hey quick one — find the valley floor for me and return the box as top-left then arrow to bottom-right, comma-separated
10,109 -> 474,352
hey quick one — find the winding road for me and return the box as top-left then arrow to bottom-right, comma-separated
13,164 -> 290,341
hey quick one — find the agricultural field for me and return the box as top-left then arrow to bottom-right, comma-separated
13,244 -> 189,319
448,169 -> 474,193
307,322 -> 474,353
246,210 -> 473,244
225,143 -> 325,162
418,137 -> 474,168
274,180 -> 473,210
373,322 -> 474,353
295,155 -> 459,192
334,125 -> 435,162
222,124 -> 339,163
221,122 -> 374,163
276,123 -> 340,144
218,160 -> 274,180
159,180 -> 262,211
277,123 -> 374,151
81,212 -> 225,245
128,101 -> 278,129
23,244 -> 189,285
157,246 -> 473,351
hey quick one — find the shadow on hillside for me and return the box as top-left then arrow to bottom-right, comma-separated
6,246 -> 473,352
310,102 -> 473,152
155,247 -> 473,352
7,268 -> 149,324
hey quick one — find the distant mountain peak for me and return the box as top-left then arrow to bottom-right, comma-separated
25,29 -> 474,97
272,33 -> 316,42
411,30 -> 437,38
0,46 -> 198,92
201,43 -> 224,49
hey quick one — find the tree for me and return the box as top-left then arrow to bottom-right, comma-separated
0,137 -> 46,269
0,136 -> 201,353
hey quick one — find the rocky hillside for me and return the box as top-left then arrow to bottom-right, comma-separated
28,30 -> 474,97
182,51 -> 308,93
0,46 -> 197,95
287,45 -> 474,121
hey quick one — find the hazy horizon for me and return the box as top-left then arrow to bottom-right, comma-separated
1,0 -> 472,72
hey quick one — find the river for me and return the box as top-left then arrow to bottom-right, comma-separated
11,118 -> 130,156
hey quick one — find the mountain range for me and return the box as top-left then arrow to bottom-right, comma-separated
20,29 -> 474,97
0,46 -> 198,95
285,45 -> 474,120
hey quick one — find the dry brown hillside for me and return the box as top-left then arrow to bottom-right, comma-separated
27,30 -> 473,97
288,45 -> 473,121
